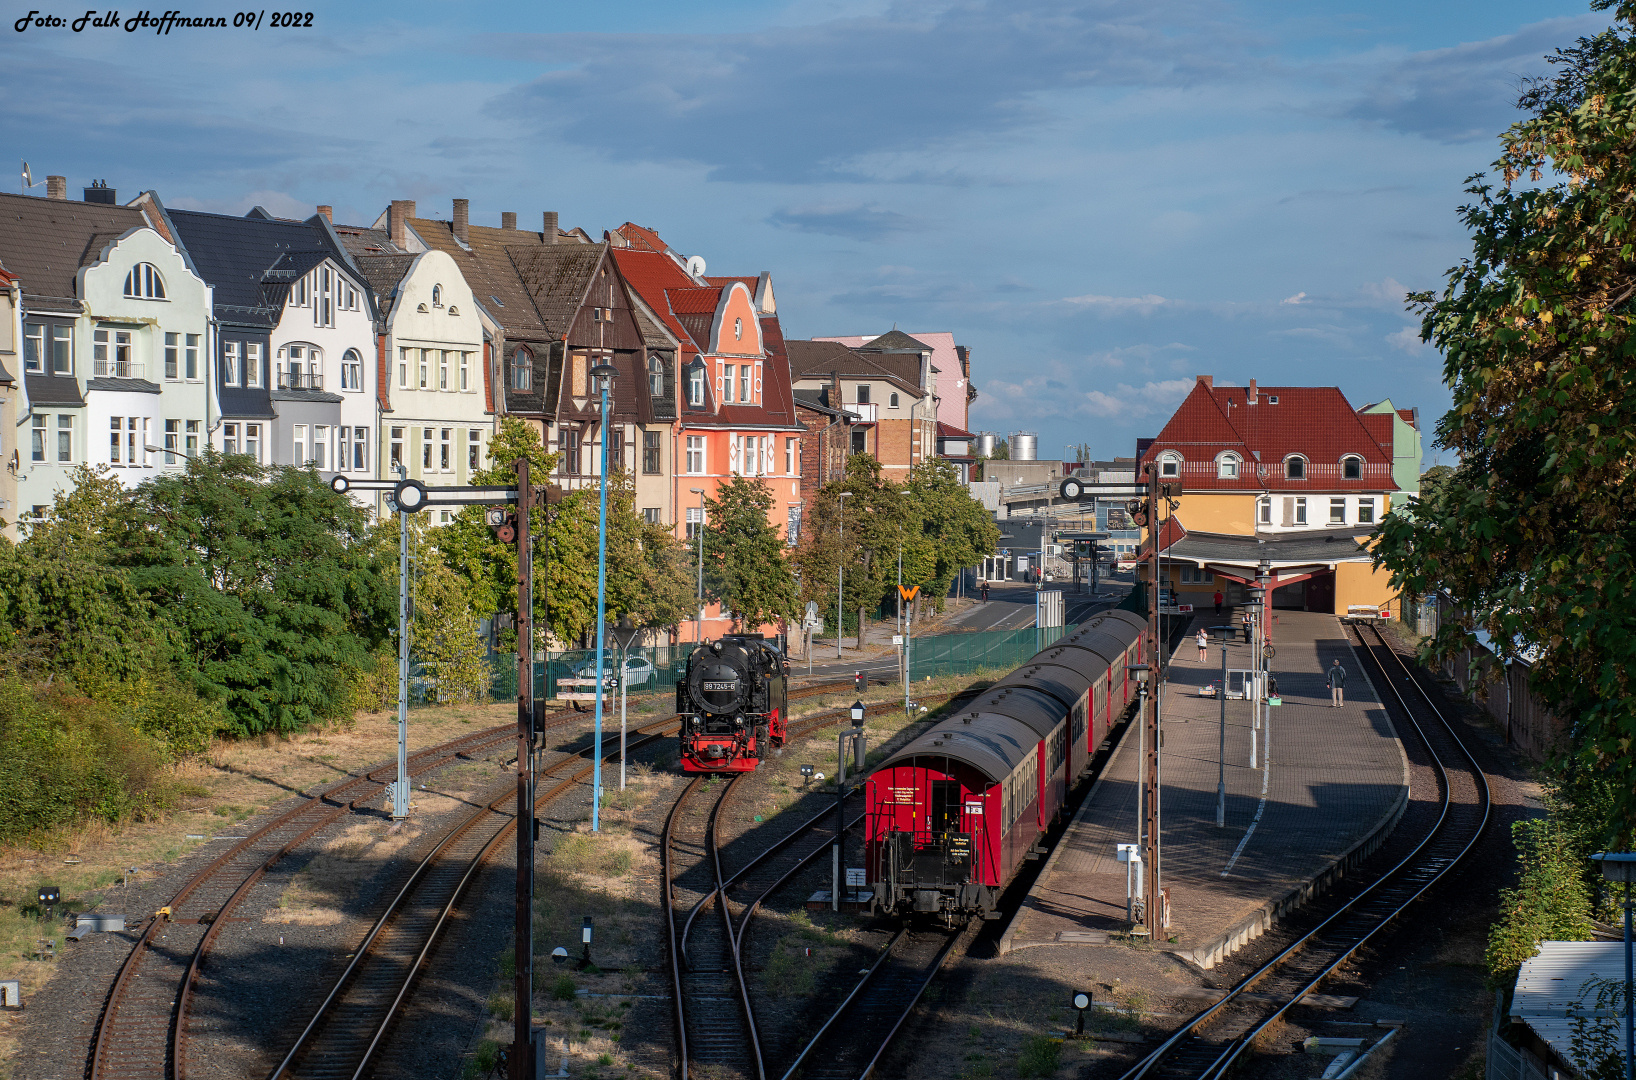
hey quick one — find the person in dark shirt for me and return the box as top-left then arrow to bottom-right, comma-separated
1327,659 -> 1347,707
1213,590 -> 1224,616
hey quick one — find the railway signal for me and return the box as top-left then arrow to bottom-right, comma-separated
1072,991 -> 1092,1038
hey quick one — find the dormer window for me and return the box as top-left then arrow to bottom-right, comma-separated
432,284 -> 443,308
1285,455 -> 1307,480
648,355 -> 664,398
511,346 -> 532,392
1342,455 -> 1362,480
1217,452 -> 1241,479
686,358 -> 706,407
1158,451 -> 1181,478
124,263 -> 166,299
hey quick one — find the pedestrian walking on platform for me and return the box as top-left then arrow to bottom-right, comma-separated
1328,659 -> 1347,707
981,581 -> 989,603
1196,628 -> 1208,663
1213,590 -> 1224,616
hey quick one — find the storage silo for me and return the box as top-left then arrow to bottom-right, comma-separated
1010,431 -> 1038,461
976,432 -> 999,458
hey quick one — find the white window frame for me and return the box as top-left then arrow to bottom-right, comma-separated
1329,497 -> 1347,524
245,342 -> 261,388
439,350 -> 449,391
689,365 -> 705,406
460,351 -> 470,392
1285,455 -> 1307,480
1342,455 -> 1362,480
468,429 -> 483,472
686,435 -> 706,474
224,340 -> 241,386
1357,497 -> 1376,525
390,427 -> 405,469
185,419 -> 200,458
786,437 -> 797,476
723,364 -> 735,404
739,366 -> 750,404
1293,496 -> 1307,525
294,424 -> 308,466
342,349 -> 363,392
440,428 -> 452,472
512,347 -> 532,391
222,421 -> 239,456
247,423 -> 263,464
164,418 -> 180,464
350,426 -> 366,472
1217,452 -> 1240,479
188,334 -> 202,381
123,263 -> 166,300
1158,451 -> 1181,478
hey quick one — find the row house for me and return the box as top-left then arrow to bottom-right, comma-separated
163,205 -> 378,478
0,264 -> 18,538
0,184 -> 216,524
332,204 -> 492,522
816,329 -> 977,476
1136,375 -> 1413,619
613,223 -> 805,642
787,334 -> 938,482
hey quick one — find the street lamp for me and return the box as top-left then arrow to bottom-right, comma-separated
1208,625 -> 1236,827
589,361 -> 619,833
834,699 -> 868,911
690,487 -> 706,647
1594,851 -> 1636,1080
836,491 -> 853,659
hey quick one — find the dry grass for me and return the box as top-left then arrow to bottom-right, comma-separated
268,820 -> 423,925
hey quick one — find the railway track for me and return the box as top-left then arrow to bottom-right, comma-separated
268,712 -> 684,1080
1116,620 -> 1491,1080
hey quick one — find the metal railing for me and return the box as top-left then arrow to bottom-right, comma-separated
278,369 -> 324,390
94,359 -> 144,378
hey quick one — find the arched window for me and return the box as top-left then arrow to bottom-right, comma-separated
1342,455 -> 1362,479
511,346 -> 532,392
432,284 -> 443,308
1217,452 -> 1241,479
1158,451 -> 1182,478
341,348 -> 363,391
1285,455 -> 1307,480
687,359 -> 706,406
648,355 -> 664,398
889,392 -> 900,409
124,263 -> 166,299
733,317 -> 742,340
278,343 -> 322,389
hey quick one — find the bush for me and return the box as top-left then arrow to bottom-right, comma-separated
0,677 -> 181,843
552,974 -> 577,1001
1486,816 -> 1594,988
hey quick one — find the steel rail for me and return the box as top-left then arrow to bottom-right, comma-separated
268,714 -> 683,1080
1116,621 -> 1491,1080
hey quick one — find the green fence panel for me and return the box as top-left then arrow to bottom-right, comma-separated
906,624 -> 1072,682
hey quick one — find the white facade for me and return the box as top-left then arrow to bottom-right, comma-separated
19,227 -> 212,514
378,250 -> 489,523
266,258 -> 376,475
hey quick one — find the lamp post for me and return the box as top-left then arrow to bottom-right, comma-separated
1209,625 -> 1235,827
1127,664 -> 1153,930
835,700 -> 866,911
690,487 -> 706,647
836,491 -> 853,659
392,461 -> 411,819
1594,852 -> 1636,1080
589,362 -> 618,832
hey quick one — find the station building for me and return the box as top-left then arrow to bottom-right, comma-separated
1136,376 -> 1420,617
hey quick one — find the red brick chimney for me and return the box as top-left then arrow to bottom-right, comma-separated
1248,378 -> 1257,403
453,198 -> 469,244
830,370 -> 842,410
388,200 -> 415,249
46,175 -> 66,200
1196,374 -> 1213,389
316,205 -> 333,223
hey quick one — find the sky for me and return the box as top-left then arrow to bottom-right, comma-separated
2,0 -> 1615,463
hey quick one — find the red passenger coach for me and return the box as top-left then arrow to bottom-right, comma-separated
865,610 -> 1145,923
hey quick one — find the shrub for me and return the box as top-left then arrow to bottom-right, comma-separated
1015,1035 -> 1061,1078
552,974 -> 577,1001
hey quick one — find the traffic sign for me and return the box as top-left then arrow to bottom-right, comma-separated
898,585 -> 919,601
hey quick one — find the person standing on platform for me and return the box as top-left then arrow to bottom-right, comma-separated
1197,628 -> 1209,663
1241,609 -> 1253,643
1328,659 -> 1347,707
1213,589 -> 1224,616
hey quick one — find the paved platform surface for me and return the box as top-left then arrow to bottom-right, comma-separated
1000,609 -> 1408,967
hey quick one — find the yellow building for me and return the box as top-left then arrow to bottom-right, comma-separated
1137,376 -> 1414,619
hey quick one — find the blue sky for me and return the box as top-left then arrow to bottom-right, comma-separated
2,0 -> 1612,462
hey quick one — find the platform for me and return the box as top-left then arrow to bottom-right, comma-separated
998,609 -> 1408,968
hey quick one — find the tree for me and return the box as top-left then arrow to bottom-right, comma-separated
794,454 -> 907,645
702,476 -> 799,631
902,459 -> 1001,614
115,453 -> 395,735
1373,1 -> 1636,836
414,556 -> 491,704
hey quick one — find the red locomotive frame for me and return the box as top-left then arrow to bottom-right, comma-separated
676,635 -> 789,773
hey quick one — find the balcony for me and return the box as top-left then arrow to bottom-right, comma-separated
849,401 -> 878,422
94,359 -> 144,379
278,369 -> 324,391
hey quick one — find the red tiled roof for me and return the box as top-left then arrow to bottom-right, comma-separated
1397,408 -> 1416,426
610,248 -> 699,357
666,286 -> 724,315
615,223 -> 669,253
1138,515 -> 1188,559
1140,379 -> 1398,491
706,276 -> 757,292
0,264 -> 14,284
938,421 -> 976,439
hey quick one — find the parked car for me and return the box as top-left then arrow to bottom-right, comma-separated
568,654 -> 657,688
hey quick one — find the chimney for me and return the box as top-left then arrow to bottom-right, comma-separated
1248,378 -> 1257,403
46,175 -> 67,200
830,370 -> 842,410
543,211 -> 558,244
83,180 -> 116,205
316,205 -> 333,222
388,200 -> 415,249
1196,374 -> 1213,389
501,211 -> 517,230
453,198 -> 469,244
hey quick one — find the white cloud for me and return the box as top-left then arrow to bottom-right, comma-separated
1059,293 -> 1170,315
1281,291 -> 1308,305
1082,379 -> 1195,418
1386,324 -> 1427,353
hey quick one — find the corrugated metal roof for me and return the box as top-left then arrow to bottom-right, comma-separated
1512,940 -> 1630,1070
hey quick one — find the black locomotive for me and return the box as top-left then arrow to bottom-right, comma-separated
676,635 -> 788,773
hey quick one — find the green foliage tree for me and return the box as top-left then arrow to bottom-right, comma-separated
902,459 -> 1000,614
1373,1 -> 1636,834
1485,817 -> 1594,988
794,454 -> 907,641
701,476 -> 799,631
414,556 -> 491,704
115,452 -> 394,735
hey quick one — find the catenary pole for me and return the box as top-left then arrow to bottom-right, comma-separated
394,463 -> 410,819
512,457 -> 533,1080
592,378 -> 611,832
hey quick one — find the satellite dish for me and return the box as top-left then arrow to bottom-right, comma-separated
685,255 -> 707,280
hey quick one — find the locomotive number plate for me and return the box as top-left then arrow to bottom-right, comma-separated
965,803 -> 983,815
702,681 -> 738,691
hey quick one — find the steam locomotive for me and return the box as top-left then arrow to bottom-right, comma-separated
675,635 -> 789,773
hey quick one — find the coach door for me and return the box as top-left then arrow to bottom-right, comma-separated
930,781 -> 960,835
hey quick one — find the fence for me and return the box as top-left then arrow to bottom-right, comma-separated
907,624 -> 1072,682
1398,593 -> 1564,761
1486,1027 -> 1553,1080
484,642 -> 700,704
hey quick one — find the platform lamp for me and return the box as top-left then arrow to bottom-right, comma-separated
1127,664 -> 1153,930
833,700 -> 868,911
589,361 -> 619,834
1594,852 -> 1636,1080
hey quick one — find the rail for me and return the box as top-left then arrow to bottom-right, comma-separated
1115,621 -> 1490,1080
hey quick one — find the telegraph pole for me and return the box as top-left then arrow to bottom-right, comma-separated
513,457 -> 533,1080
